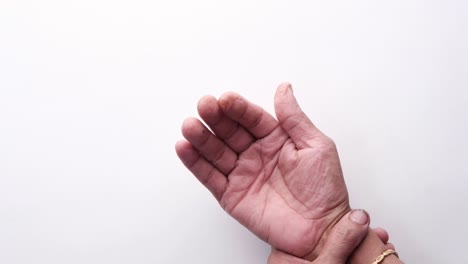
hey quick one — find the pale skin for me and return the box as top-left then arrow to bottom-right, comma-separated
176,83 -> 402,263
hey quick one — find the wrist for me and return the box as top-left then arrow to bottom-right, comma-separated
268,248 -> 311,264
349,229 -> 402,264
302,202 -> 351,261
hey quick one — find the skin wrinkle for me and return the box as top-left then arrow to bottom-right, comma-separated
208,105 -> 224,125
224,123 -> 254,153
198,126 -> 211,146
187,152 -> 203,170
259,137 -> 267,192
219,184 -> 235,209
203,163 -> 218,185
212,142 -> 230,172
274,146 -> 320,219
222,156 -> 261,213
218,96 -> 258,152
249,108 -> 265,133
281,150 -> 329,216
302,154 -> 331,210
281,171 -> 315,218
275,144 -> 351,259
302,200 -> 350,260
245,146 -> 270,195
298,143 -> 344,210
196,125 -> 235,173
257,124 -> 279,141
260,185 -> 271,244
281,111 -> 306,134
224,122 -> 242,141
205,167 -> 222,199
277,139 -> 299,171
221,187 -> 245,212
199,99 -> 245,146
268,183 -> 322,256
224,138 -> 279,216
270,180 -> 306,220
224,153 -> 239,176
184,149 -> 226,200
234,96 -> 249,120
260,139 -> 282,181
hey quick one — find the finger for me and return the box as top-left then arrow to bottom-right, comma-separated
219,92 -> 278,138
197,95 -> 255,152
321,209 -> 370,263
274,82 -> 322,149
386,243 -> 395,250
182,117 -> 237,175
175,140 -> 227,200
373,227 -> 390,244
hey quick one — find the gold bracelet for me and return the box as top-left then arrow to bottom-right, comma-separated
371,249 -> 399,264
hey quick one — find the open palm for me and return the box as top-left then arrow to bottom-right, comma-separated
176,83 -> 351,258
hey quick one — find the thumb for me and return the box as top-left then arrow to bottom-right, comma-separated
274,82 -> 322,149
319,209 -> 370,263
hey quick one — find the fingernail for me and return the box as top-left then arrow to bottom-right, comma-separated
280,83 -> 293,95
350,209 -> 369,225
219,95 -> 232,110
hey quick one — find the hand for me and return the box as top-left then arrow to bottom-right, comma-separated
268,210 -> 396,264
176,83 -> 350,258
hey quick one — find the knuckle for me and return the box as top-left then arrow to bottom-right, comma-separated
314,137 -> 337,155
322,137 -> 337,150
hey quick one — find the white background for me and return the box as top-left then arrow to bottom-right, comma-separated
1,1 -> 467,263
